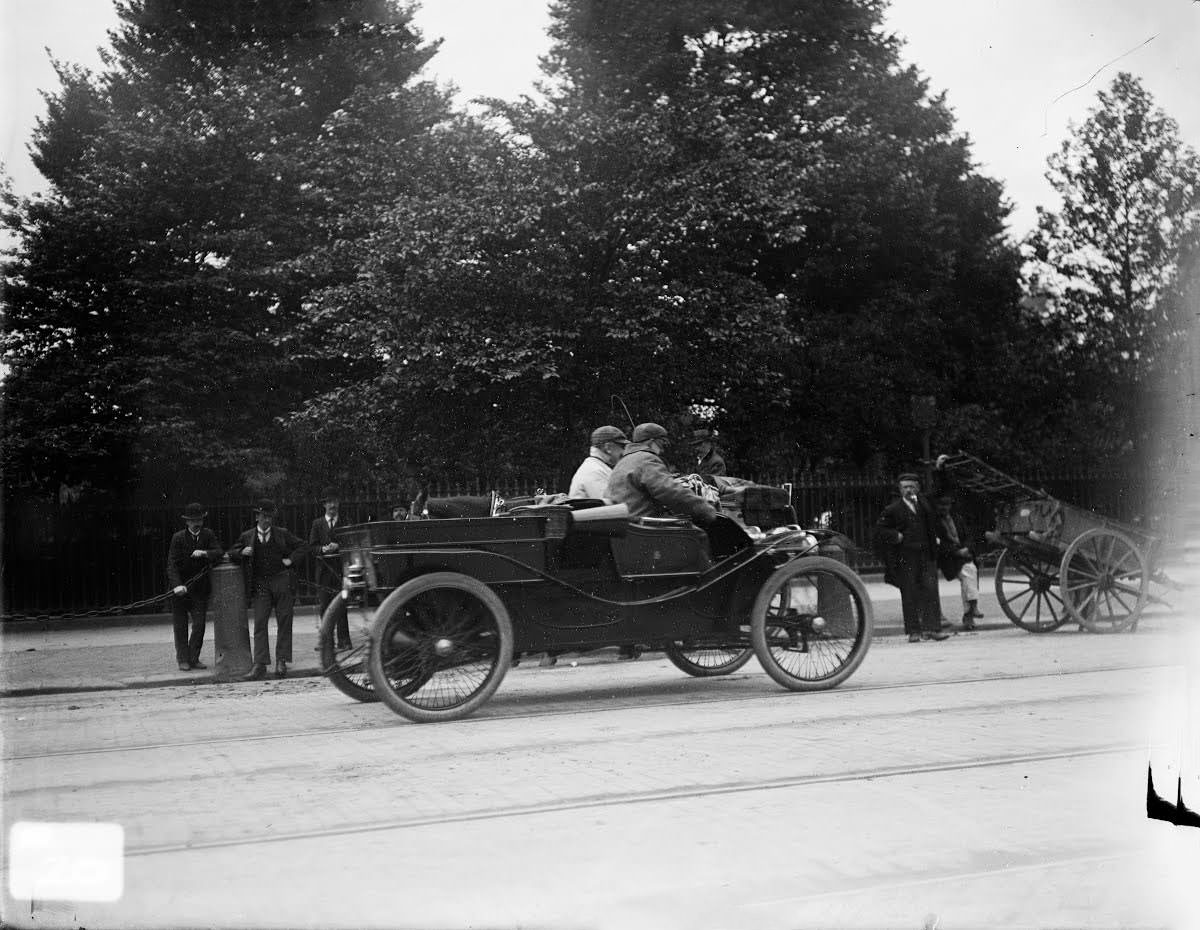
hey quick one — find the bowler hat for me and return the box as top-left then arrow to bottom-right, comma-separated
318,486 -> 340,503
590,425 -> 629,446
254,498 -> 277,515
688,428 -> 716,445
180,502 -> 207,520
631,422 -> 670,443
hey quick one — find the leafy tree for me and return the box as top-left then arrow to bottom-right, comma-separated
289,0 -> 1029,483
1,0 -> 450,500
1023,72 -> 1200,464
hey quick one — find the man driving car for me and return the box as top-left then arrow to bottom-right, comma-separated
606,422 -> 719,525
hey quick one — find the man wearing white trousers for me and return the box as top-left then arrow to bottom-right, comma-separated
935,493 -> 984,631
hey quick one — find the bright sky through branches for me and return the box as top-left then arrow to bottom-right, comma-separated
2,0 -> 1197,238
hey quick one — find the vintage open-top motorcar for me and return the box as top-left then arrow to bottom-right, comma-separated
317,492 -> 874,723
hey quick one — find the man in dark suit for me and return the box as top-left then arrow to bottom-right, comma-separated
875,472 -> 949,643
309,486 -> 348,648
229,499 -> 308,679
688,428 -> 727,477
166,502 -> 224,671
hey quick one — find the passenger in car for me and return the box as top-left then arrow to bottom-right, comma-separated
606,422 -> 720,526
567,425 -> 629,500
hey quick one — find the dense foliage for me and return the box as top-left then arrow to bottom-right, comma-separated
286,0 -> 1032,483
2,0 -> 451,499
4,3 -> 1194,504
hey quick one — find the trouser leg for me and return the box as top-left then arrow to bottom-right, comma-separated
915,555 -> 941,632
274,573 -> 295,663
317,585 -> 334,628
251,590 -> 273,665
895,554 -> 921,635
187,596 -> 208,663
172,596 -> 191,664
958,562 -> 979,610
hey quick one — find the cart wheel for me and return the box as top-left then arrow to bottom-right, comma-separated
749,556 -> 873,692
319,591 -> 378,703
367,572 -> 513,723
663,642 -> 754,677
1060,528 -> 1148,633
994,546 -> 1069,633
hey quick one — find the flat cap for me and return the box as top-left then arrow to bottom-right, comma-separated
590,425 -> 629,446
632,422 -> 670,443
896,472 -> 921,483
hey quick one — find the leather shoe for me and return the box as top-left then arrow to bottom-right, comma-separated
178,662 -> 191,671
242,663 -> 266,681
961,616 -> 976,632
275,661 -> 288,679
922,631 -> 950,642
189,660 -> 208,670
618,645 -> 642,660
907,633 -> 922,643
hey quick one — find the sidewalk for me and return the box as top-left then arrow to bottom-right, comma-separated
0,567 -> 1152,698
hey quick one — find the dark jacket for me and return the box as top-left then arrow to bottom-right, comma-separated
166,527 -> 224,598
228,526 -> 307,605
936,511 -> 977,581
873,495 -> 941,587
694,447 -> 727,478
606,443 -> 718,524
308,515 -> 344,584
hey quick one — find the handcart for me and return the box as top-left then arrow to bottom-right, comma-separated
935,451 -> 1172,634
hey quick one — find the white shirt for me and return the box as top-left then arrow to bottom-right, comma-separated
568,455 -> 614,500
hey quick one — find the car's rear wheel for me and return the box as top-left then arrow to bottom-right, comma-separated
663,642 -> 753,677
319,591 -> 377,703
367,572 -> 513,723
750,556 -> 873,691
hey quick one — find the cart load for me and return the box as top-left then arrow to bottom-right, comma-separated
936,451 -> 1173,634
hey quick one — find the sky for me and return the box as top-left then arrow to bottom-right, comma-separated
2,0 -> 1198,240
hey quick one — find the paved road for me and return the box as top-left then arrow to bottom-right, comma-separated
3,622 -> 1199,929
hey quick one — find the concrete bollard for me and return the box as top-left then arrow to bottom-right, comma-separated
210,559 -> 252,681
816,541 -> 856,632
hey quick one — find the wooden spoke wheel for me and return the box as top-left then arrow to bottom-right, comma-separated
367,572 -> 513,723
993,546 -> 1069,633
1060,528 -> 1148,633
318,591 -> 378,703
749,556 -> 873,692
663,642 -> 753,677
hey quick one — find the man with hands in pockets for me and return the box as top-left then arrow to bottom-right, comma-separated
230,499 -> 308,680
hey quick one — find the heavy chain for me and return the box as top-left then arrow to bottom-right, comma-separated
2,568 -> 210,623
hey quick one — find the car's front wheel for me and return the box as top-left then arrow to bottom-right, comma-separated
367,572 -> 513,723
749,556 -> 873,691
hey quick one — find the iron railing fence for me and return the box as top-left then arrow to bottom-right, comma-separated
1,469 -> 1159,616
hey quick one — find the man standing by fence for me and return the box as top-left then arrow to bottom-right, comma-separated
230,499 -> 308,680
874,472 -> 949,643
166,502 -> 224,671
309,487 -> 347,647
